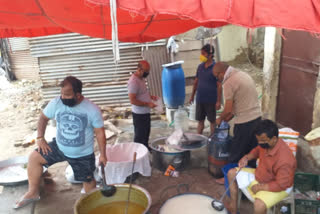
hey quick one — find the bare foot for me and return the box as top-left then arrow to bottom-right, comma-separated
223,198 -> 237,214
215,177 -> 225,185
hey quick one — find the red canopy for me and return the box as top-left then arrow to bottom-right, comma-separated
1,0 -> 320,42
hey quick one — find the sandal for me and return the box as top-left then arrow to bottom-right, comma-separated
13,196 -> 40,209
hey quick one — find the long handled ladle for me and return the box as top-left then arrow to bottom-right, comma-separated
211,168 -> 242,211
100,164 -> 116,197
125,152 -> 137,214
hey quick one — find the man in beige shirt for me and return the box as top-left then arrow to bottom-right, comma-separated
213,62 -> 261,183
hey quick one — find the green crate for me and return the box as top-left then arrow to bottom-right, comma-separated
294,172 -> 320,214
295,199 -> 320,214
294,172 -> 320,193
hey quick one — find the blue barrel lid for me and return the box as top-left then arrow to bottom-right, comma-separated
162,60 -> 184,69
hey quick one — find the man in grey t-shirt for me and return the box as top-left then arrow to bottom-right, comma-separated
128,60 -> 157,149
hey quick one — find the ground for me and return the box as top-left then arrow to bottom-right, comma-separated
0,65 -> 284,214
0,77 -> 45,161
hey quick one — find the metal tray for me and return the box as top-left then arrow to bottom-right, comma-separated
0,156 -> 29,186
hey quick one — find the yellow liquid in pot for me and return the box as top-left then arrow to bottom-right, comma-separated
88,201 -> 145,214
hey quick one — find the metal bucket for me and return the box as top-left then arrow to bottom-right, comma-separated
74,184 -> 151,214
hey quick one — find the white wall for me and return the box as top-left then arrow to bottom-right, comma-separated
217,25 -> 248,62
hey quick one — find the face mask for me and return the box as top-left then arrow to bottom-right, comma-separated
61,97 -> 77,107
200,54 -> 208,63
259,143 -> 271,149
142,72 -> 149,78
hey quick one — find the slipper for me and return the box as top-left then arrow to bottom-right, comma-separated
13,196 -> 40,209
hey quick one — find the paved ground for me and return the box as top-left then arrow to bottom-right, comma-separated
1,119 -> 254,214
33,165 -> 253,214
0,184 -> 35,214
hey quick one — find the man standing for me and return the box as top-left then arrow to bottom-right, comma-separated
226,120 -> 296,214
128,60 -> 157,149
190,44 -> 222,134
213,62 -> 261,183
15,76 -> 107,209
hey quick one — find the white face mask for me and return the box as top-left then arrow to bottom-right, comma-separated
310,145 -> 320,163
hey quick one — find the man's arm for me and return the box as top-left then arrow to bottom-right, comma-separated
37,112 -> 49,138
238,147 -> 259,168
263,165 -> 295,192
189,78 -> 198,103
36,112 -> 52,155
216,82 -> 222,110
94,127 -> 107,166
251,165 -> 293,194
129,93 -> 156,108
216,99 -> 233,126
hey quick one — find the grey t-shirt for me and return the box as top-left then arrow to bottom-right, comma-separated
127,74 -> 151,114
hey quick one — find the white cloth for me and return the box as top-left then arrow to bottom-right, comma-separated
101,143 -> 151,184
236,169 -> 293,194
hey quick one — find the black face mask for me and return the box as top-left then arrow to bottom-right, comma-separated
61,97 -> 77,107
259,143 -> 271,149
142,72 -> 149,78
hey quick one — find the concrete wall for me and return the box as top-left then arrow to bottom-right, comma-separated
312,73 -> 320,129
217,25 -> 248,62
261,27 -> 282,121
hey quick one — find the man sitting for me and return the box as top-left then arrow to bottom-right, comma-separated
226,119 -> 296,214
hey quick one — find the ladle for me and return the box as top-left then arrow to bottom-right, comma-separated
211,168 -> 242,211
100,164 -> 116,197
125,152 -> 137,214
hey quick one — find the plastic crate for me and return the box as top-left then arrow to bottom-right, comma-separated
294,172 -> 320,214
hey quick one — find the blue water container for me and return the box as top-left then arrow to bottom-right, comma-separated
162,61 -> 186,108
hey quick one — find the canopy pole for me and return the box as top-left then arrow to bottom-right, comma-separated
110,0 -> 120,62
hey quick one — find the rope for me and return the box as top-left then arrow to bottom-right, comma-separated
110,0 -> 120,62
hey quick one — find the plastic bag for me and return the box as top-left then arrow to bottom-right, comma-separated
153,98 -> 164,114
279,128 -> 299,156
166,129 -> 183,146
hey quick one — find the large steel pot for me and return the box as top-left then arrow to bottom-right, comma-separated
150,133 -> 208,171
74,184 -> 151,214
150,137 -> 190,171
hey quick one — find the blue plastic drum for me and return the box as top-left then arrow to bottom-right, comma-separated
162,61 -> 186,108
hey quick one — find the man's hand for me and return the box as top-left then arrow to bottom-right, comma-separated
37,138 -> 52,155
189,95 -> 195,104
148,102 -> 157,108
251,184 -> 264,194
150,95 -> 158,101
99,155 -> 107,166
216,101 -> 221,110
216,117 -> 222,127
238,155 -> 248,168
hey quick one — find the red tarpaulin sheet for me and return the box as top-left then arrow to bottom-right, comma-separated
0,0 -> 320,42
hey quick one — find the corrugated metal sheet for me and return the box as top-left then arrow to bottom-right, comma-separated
10,50 -> 40,80
143,46 -> 170,98
8,37 -> 40,80
29,33 -> 166,57
39,48 -> 142,106
8,38 -> 30,52
39,48 -> 142,86
30,33 -> 166,106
